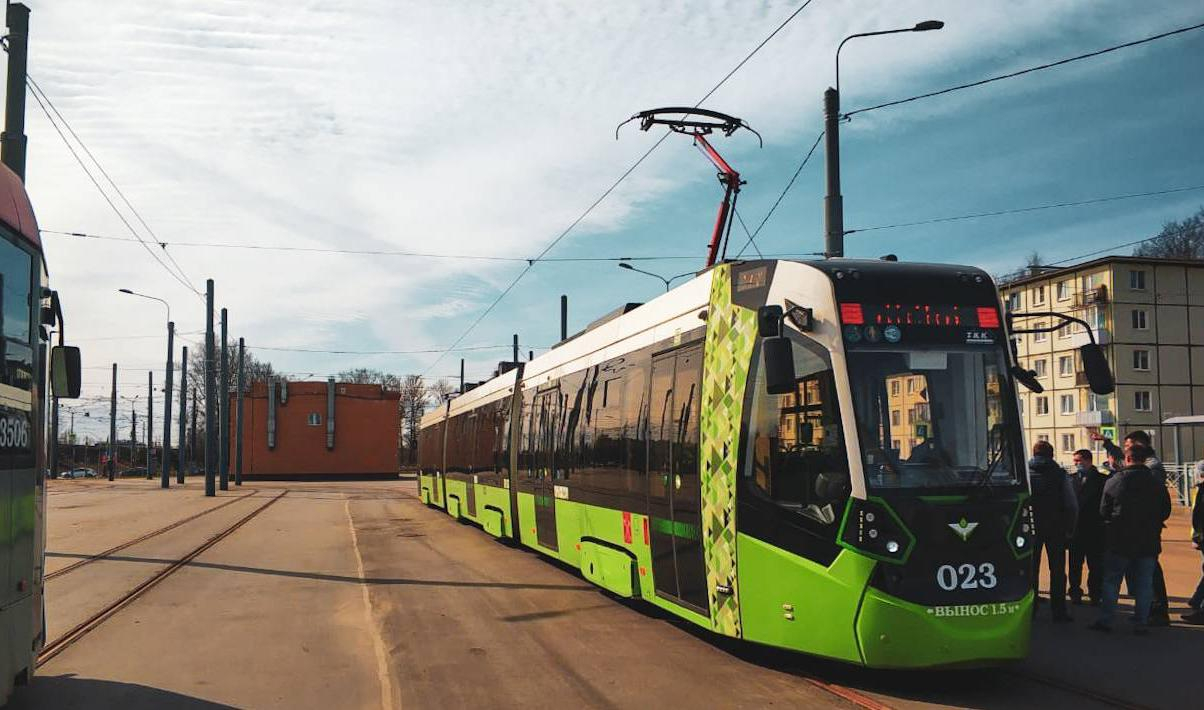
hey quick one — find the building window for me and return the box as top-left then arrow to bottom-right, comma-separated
1018,398 -> 1025,415
1007,292 -> 1020,312
1034,321 -> 1047,343
1037,433 -> 1050,443
1061,433 -> 1075,452
1131,309 -> 1148,330
307,412 -> 322,426
1133,349 -> 1150,371
1034,285 -> 1046,305
1034,359 -> 1048,377
1134,390 -> 1152,412
890,380 -> 900,396
1056,281 -> 1070,301
892,439 -> 901,450
906,378 -> 915,394
891,410 -> 900,426
1129,269 -> 1147,290
1036,397 -> 1049,415
1060,394 -> 1075,414
1058,355 -> 1073,376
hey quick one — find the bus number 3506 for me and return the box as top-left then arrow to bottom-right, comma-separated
936,563 -> 997,591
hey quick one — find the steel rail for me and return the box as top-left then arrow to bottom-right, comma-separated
44,491 -> 258,581
36,490 -> 287,667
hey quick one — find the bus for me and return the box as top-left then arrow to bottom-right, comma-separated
0,161 -> 80,701
417,258 -> 1111,668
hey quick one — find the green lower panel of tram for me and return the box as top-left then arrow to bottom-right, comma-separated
426,487 -> 1031,668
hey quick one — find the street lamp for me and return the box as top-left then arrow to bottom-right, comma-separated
618,263 -> 697,293
117,288 -> 175,488
824,20 -> 944,258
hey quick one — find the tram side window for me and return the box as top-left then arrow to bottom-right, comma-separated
494,398 -> 511,476
557,370 -> 588,481
519,389 -> 536,478
742,337 -> 849,527
620,358 -> 648,496
0,237 -> 33,390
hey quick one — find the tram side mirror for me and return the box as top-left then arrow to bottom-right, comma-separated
764,336 -> 796,395
50,346 -> 82,399
1012,366 -> 1043,394
1079,344 -> 1115,395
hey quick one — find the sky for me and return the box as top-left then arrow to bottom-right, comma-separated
14,0 -> 1204,442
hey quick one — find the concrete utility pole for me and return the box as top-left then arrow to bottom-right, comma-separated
108,364 -> 116,481
219,308 -> 229,491
236,338 -> 244,486
512,334 -> 518,363
459,359 -> 465,394
146,371 -> 153,478
50,393 -> 59,477
162,321 -> 174,488
204,279 -> 216,497
1,3 -> 29,181
178,346 -> 188,484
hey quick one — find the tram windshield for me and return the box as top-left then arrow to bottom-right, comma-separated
846,346 -> 1019,489
0,234 -> 33,391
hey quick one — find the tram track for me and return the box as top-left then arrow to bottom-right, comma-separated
36,490 -> 288,667
45,491 -> 258,581
1008,669 -> 1154,710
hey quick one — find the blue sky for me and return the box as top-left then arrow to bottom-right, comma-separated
15,1 -> 1204,440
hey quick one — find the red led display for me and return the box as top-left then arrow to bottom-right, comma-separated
839,302 -> 1000,328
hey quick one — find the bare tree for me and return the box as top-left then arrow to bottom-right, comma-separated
398,375 -> 428,465
1134,207 -> 1204,259
427,379 -> 454,406
335,368 -> 401,391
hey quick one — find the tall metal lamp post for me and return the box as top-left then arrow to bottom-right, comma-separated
118,288 -> 174,487
617,263 -> 696,293
824,20 -> 944,258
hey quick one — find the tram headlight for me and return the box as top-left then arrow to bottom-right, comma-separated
1015,536 -> 1026,548
838,498 -> 915,565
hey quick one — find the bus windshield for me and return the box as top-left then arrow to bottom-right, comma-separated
846,346 -> 1019,489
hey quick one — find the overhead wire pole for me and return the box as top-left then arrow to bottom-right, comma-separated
236,338 -> 244,486
162,320 -> 174,488
204,280 -> 216,497
146,371 -> 153,478
108,364 -> 116,481
1,2 -> 29,179
219,308 -> 229,491
177,346 -> 187,485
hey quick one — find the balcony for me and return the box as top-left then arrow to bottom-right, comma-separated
1071,285 -> 1108,309
1074,410 -> 1114,427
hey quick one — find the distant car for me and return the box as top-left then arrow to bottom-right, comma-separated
121,467 -> 147,478
61,467 -> 96,479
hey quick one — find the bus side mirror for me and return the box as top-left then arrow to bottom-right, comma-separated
51,346 -> 82,399
1079,344 -> 1115,395
764,336 -> 796,395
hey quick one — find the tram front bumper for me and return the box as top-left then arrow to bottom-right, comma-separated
855,587 -> 1032,668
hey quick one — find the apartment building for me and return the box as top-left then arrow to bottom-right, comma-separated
999,256 -> 1204,467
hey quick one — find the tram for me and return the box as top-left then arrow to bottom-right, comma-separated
419,257 -> 1114,668
0,162 -> 80,702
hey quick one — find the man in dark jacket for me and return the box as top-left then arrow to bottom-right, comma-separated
1068,449 -> 1107,605
1182,468 -> 1204,624
1029,440 -> 1078,622
1097,430 -> 1171,625
1090,443 -> 1172,633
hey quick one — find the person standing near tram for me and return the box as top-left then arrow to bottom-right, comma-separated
1096,430 -> 1172,626
1029,440 -> 1078,622
1184,462 -> 1204,625
1068,449 -> 1107,606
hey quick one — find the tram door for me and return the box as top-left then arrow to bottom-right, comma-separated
647,344 -> 708,614
533,389 -> 559,551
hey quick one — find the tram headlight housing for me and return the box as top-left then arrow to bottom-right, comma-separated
838,497 -> 915,565
1006,498 -> 1035,559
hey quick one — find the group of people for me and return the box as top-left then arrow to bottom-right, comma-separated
1027,429 -> 1204,633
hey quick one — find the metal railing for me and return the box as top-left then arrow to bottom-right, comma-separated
1165,462 -> 1199,507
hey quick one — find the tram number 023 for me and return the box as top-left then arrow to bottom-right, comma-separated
936,563 -> 997,591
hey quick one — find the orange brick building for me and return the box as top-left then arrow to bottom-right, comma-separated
228,380 -> 400,479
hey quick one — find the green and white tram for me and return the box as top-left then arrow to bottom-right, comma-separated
418,258 -> 1110,668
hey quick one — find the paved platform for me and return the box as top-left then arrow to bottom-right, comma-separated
11,478 -> 1202,709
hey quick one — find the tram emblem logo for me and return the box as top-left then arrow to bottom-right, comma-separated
948,518 -> 979,542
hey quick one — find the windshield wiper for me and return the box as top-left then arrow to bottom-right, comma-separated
974,424 -> 1007,488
